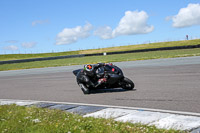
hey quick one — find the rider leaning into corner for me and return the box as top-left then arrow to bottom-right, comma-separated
75,62 -> 135,94
76,63 -> 112,91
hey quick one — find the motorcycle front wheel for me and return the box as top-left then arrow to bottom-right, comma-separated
121,77 -> 135,90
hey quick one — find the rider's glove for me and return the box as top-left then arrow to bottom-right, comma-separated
98,78 -> 107,84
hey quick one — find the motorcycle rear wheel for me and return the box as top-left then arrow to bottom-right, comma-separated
121,77 -> 135,90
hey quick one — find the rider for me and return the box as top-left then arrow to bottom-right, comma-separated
77,63 -> 111,88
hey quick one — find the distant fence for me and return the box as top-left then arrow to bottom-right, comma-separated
0,44 -> 200,65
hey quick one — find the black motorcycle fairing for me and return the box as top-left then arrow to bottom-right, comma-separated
73,64 -> 134,94
104,65 -> 123,76
99,65 -> 124,87
105,73 -> 124,85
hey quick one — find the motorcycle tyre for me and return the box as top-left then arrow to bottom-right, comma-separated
121,77 -> 135,90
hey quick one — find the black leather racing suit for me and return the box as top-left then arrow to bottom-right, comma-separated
76,63 -> 105,88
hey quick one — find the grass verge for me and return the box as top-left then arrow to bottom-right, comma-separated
0,48 -> 200,71
79,39 -> 200,54
0,104 -> 186,133
0,39 -> 200,61
0,51 -> 79,61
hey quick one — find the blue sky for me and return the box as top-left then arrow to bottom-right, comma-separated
0,0 -> 200,54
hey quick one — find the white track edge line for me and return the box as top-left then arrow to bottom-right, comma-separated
1,99 -> 200,117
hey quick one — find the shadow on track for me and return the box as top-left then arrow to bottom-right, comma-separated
89,88 -> 136,94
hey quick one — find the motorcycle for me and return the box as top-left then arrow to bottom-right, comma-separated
73,63 -> 135,94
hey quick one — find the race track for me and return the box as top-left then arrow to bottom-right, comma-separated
0,56 -> 200,113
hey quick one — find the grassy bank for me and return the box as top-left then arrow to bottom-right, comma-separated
0,104 -> 185,133
0,47 -> 200,71
79,39 -> 200,54
0,51 -> 79,61
0,39 -> 200,61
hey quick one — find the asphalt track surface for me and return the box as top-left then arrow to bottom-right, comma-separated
0,56 -> 200,113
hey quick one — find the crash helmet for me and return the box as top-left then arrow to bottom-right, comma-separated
84,64 -> 94,72
84,64 -> 95,77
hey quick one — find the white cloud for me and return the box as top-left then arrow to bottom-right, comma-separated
94,26 -> 113,39
3,45 -> 18,50
56,23 -> 93,45
21,42 -> 37,48
32,20 -> 49,26
113,11 -> 154,36
94,10 -> 154,39
170,3 -> 200,28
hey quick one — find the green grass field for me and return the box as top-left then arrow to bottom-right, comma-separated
0,51 -> 79,61
0,104 -> 186,133
0,47 -> 200,71
0,39 -> 200,61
